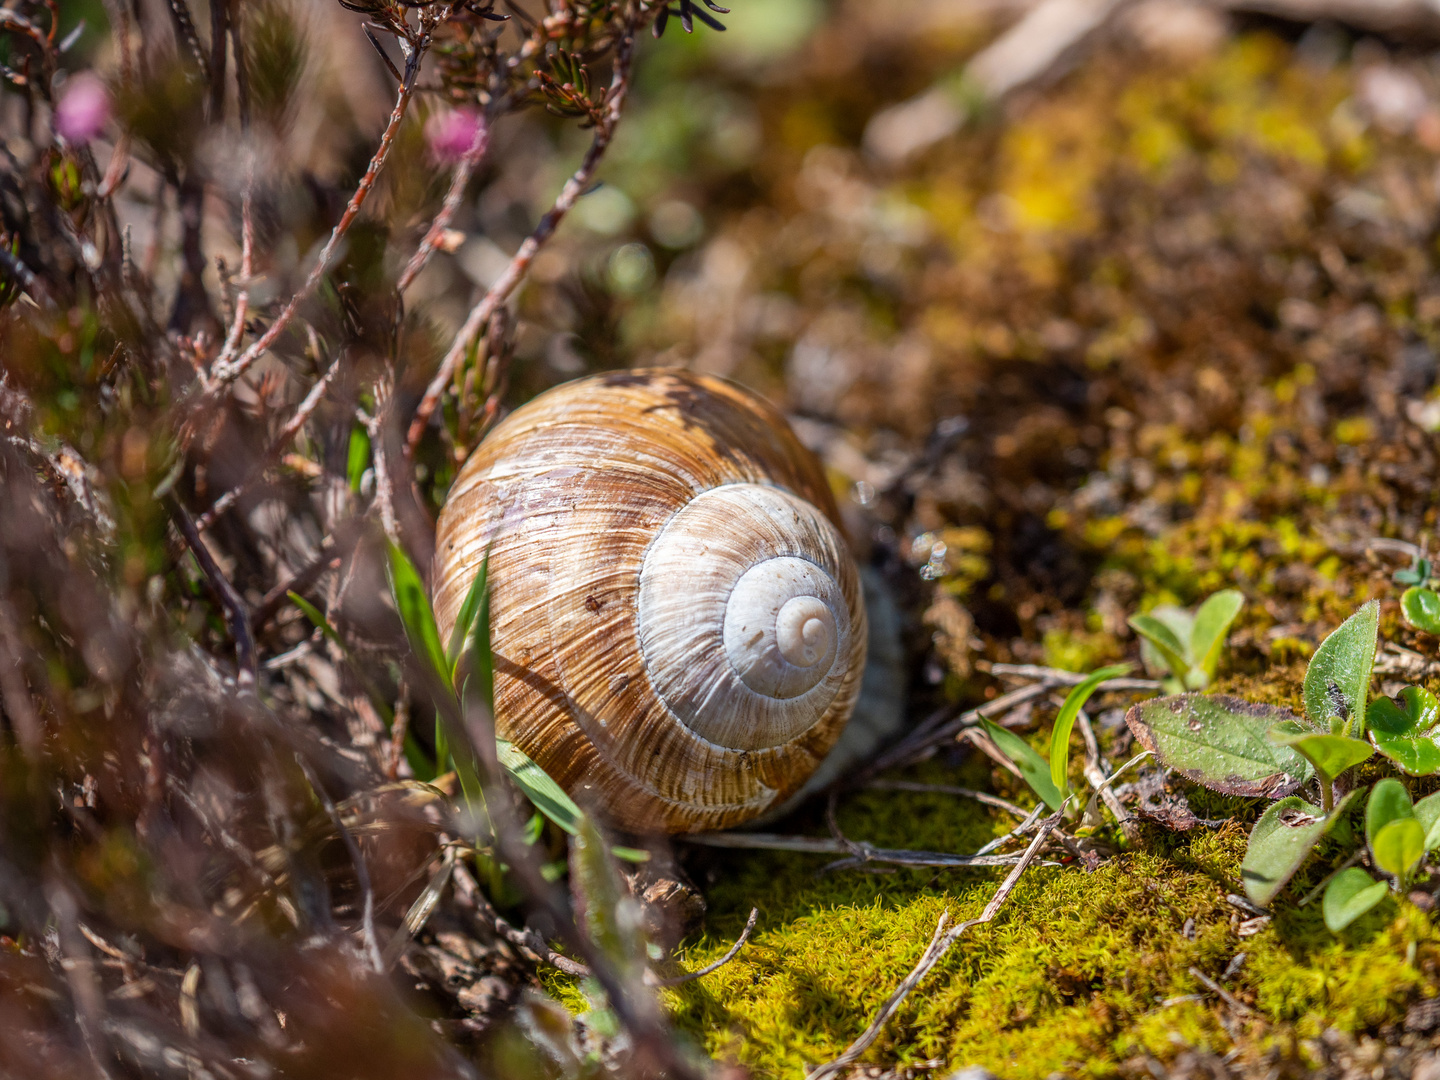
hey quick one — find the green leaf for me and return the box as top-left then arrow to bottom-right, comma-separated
1365,777 -> 1414,848
1125,695 -> 1311,798
385,541 -> 451,695
980,718 -> 1064,811
1267,727 -> 1373,784
1241,791 -> 1358,908
346,425 -> 371,493
1129,614 -> 1190,682
1189,589 -> 1244,682
1048,664 -> 1131,797
1322,868 -> 1388,932
289,591 -> 345,650
1367,687 -> 1440,737
572,814 -> 646,974
447,546 -> 492,674
498,738 -> 582,835
1372,734 -> 1440,777
1303,600 -> 1379,736
1401,587 -> 1440,636
1414,792 -> 1440,850
1372,817 -> 1426,883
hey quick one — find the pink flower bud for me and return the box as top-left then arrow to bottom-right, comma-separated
425,108 -> 486,165
55,73 -> 111,144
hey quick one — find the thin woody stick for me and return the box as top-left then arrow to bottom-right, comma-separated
404,17 -> 639,457
209,20 -> 434,387
397,115 -> 491,294
807,819 -> 1057,1080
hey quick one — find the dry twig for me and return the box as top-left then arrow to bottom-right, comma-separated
807,819 -> 1058,1080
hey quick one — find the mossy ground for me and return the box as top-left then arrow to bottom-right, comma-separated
543,756 -> 1440,1077
536,19 -> 1440,1077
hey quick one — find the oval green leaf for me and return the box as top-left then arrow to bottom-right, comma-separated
1401,587 -> 1440,636
1125,695 -> 1311,798
1415,791 -> 1440,850
1303,600 -> 1379,736
1372,734 -> 1440,777
1267,729 -> 1373,784
1365,777 -> 1414,848
1372,817 -> 1426,882
1241,790 -> 1359,908
1129,614 -> 1190,681
1322,867 -> 1388,932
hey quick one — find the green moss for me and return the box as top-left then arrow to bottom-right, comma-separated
638,786 -> 1438,1078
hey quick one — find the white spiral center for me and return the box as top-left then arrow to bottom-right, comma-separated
722,558 -> 839,699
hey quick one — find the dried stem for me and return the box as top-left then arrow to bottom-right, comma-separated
297,756 -> 383,973
648,908 -> 759,987
807,818 -> 1057,1080
172,498 -> 257,686
209,24 -> 433,388
396,115 -> 491,294
405,11 -> 640,457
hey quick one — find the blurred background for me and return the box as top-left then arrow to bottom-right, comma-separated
6,0 -> 1440,1076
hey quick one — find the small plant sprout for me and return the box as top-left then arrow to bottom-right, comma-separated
1394,550 -> 1440,634
1367,685 -> 1440,775
982,664 -> 1130,814
1401,585 -> 1440,636
1127,600 -> 1383,907
1128,589 -> 1244,693
1322,781 -> 1440,931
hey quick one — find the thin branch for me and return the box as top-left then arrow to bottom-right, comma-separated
988,662 -> 1160,691
209,27 -> 431,387
865,781 -> 1029,819
680,831 -> 1038,869
404,15 -> 640,456
1187,964 -> 1257,1018
397,114 -> 490,294
195,351 -> 343,531
172,498 -> 257,686
807,819 -> 1057,1080
649,908 -> 758,987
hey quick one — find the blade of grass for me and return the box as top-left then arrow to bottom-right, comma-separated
1049,664 -> 1131,798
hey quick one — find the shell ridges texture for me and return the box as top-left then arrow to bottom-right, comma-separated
432,370 -> 867,834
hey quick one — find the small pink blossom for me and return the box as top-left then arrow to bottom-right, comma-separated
425,107 -> 486,165
54,73 -> 111,144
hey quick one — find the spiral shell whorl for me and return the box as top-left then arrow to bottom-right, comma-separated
636,484 -> 854,752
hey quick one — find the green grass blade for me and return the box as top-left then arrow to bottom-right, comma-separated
446,546 -> 491,673
385,540 -> 451,696
346,425 -> 370,493
497,738 -> 582,835
980,718 -> 1064,811
1048,664 -> 1131,798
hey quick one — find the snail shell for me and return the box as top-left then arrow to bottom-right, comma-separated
432,369 -> 867,834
